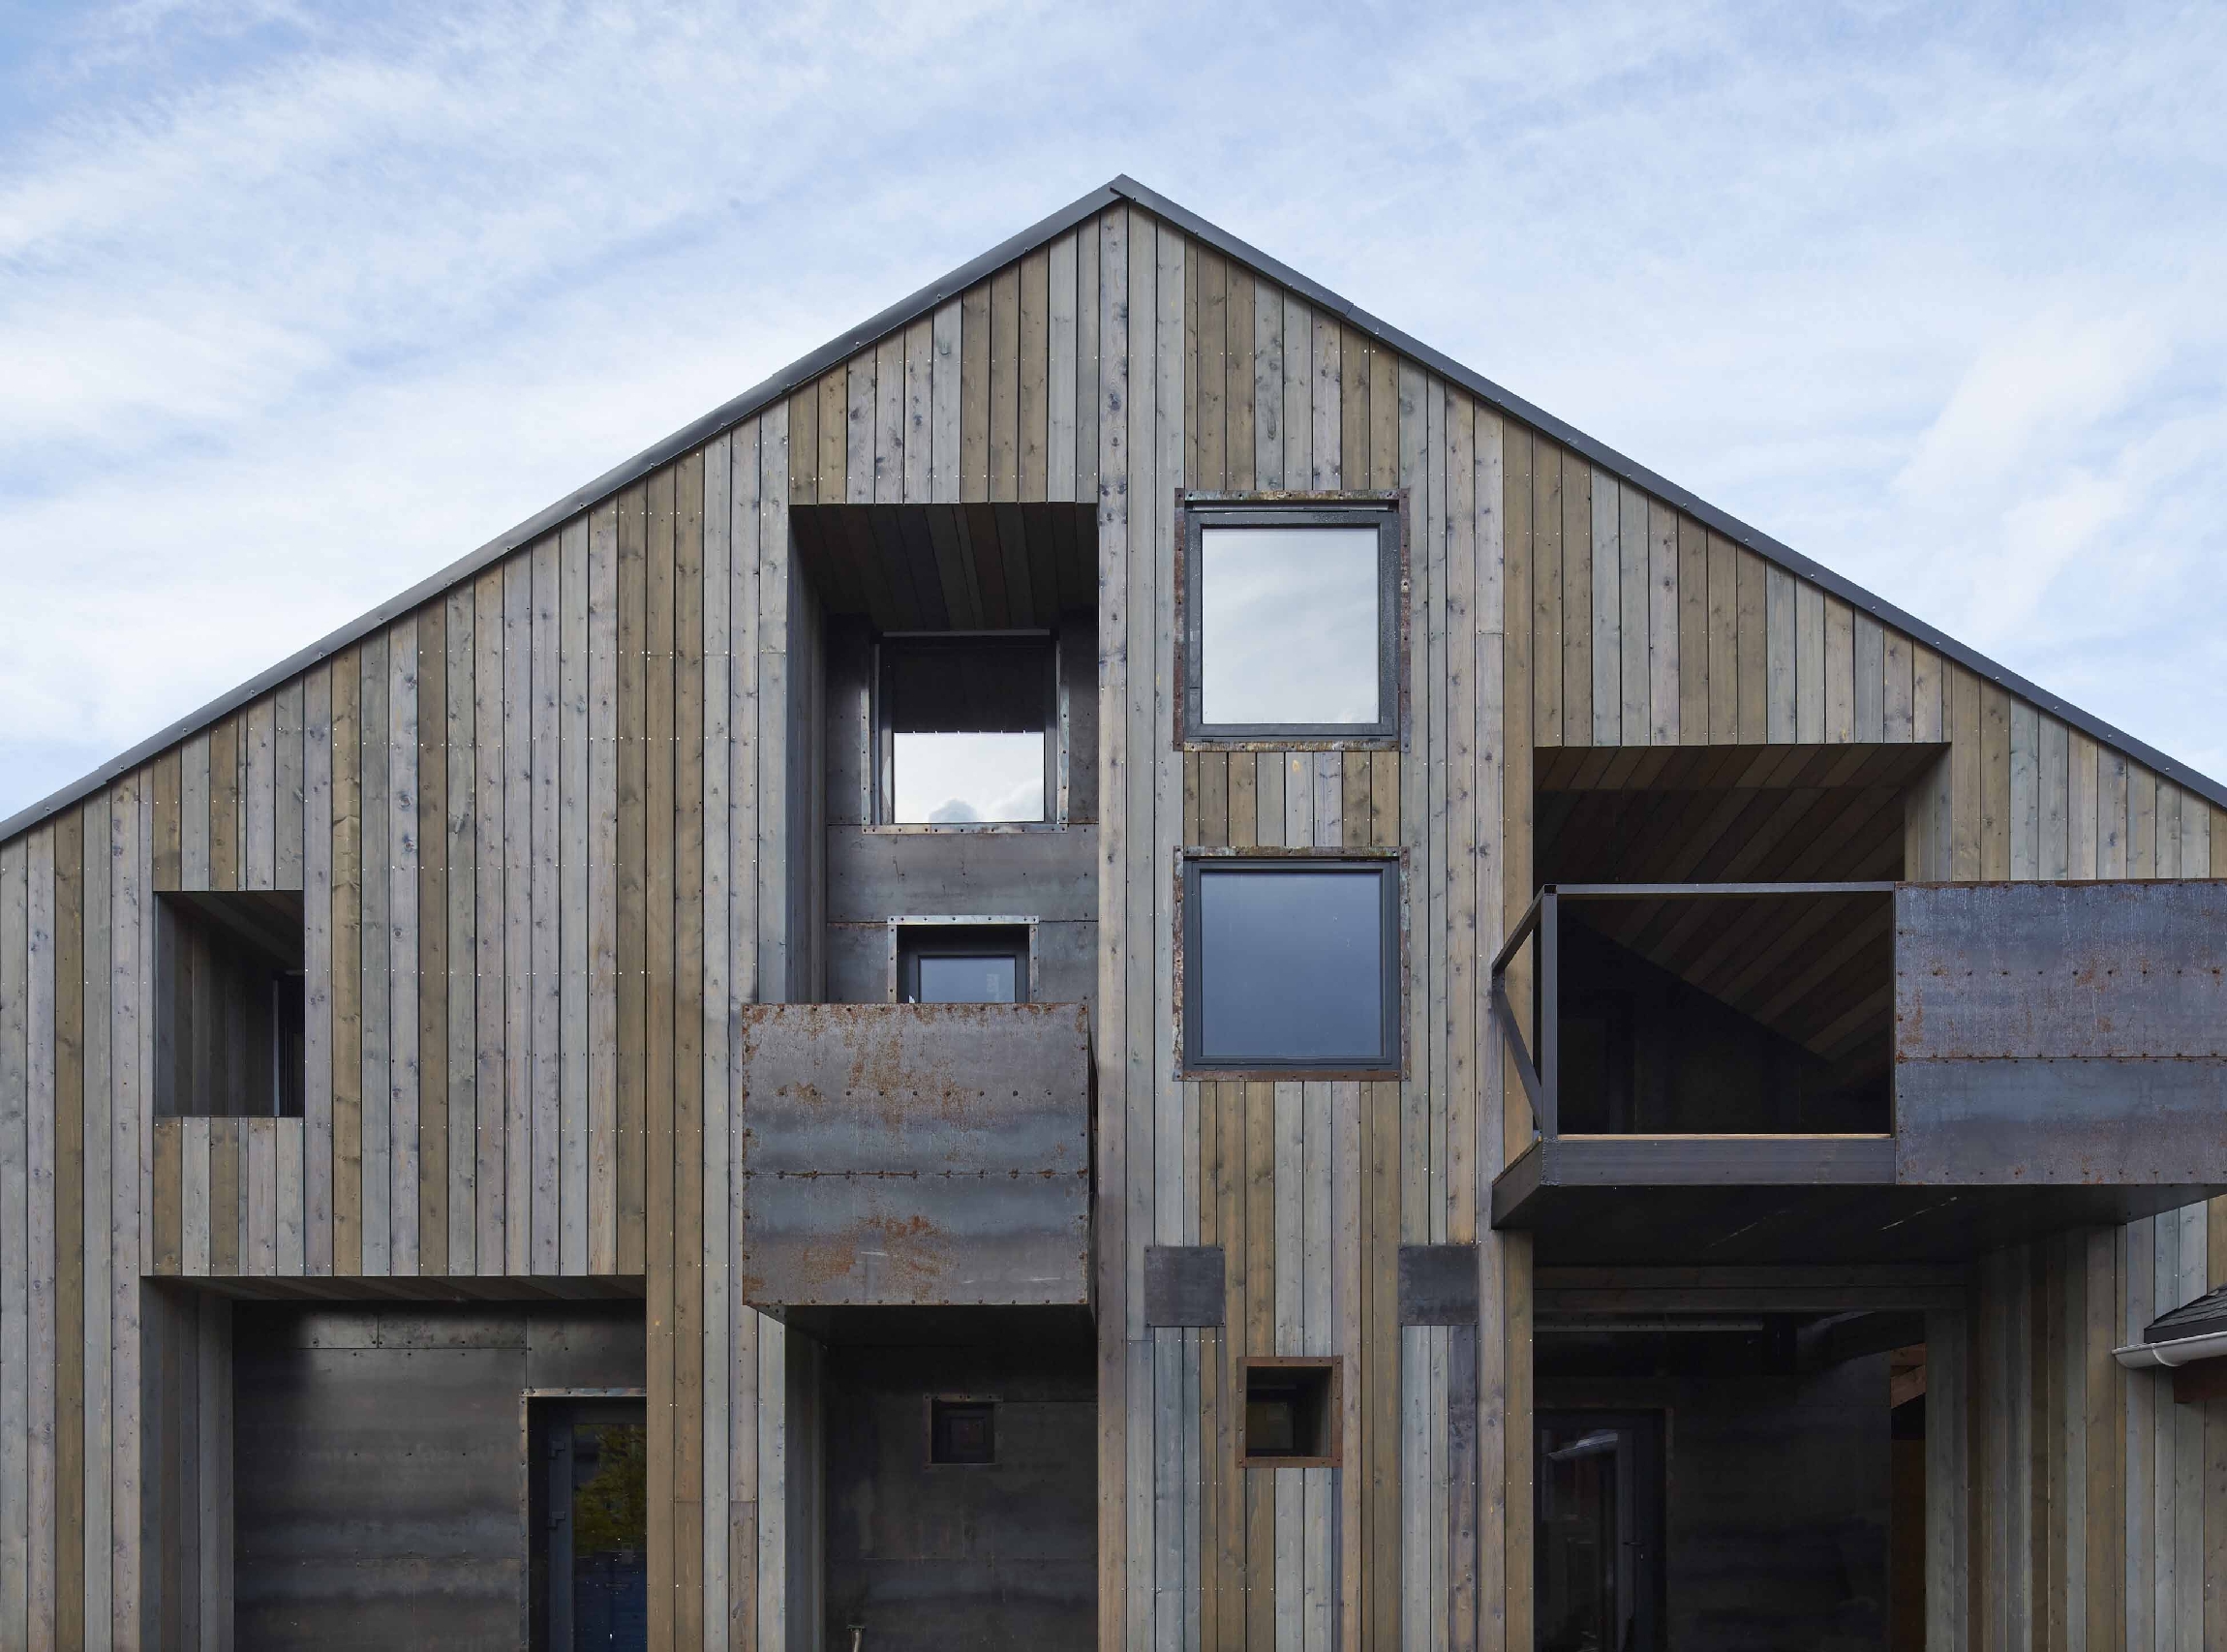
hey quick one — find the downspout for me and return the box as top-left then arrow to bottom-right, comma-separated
2112,1328 -> 2227,1369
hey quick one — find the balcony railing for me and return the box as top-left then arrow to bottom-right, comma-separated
1487,878 -> 2227,1264
1489,880 -> 1896,1147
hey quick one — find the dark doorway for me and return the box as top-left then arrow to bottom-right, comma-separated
808,1305 -> 1097,1652
1537,1411 -> 1664,1652
532,1395 -> 649,1651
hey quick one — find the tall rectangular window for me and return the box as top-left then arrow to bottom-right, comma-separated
878,635 -> 1054,824
1182,859 -> 1399,1072
1182,503 -> 1400,741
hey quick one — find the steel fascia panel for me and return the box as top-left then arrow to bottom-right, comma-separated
736,1002 -> 1090,1306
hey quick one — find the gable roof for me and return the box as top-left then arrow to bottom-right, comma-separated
6,174 -> 2222,844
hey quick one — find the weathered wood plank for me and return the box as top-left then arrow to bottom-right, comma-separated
208,718 -> 239,893
473,565 -> 508,1273
330,650 -> 364,1276
1020,245 -> 1050,502
52,808 -> 81,1650
243,695 -> 275,890
447,586 -> 483,1276
388,614 -> 420,1275
23,832 -> 54,1647
1310,312 -> 1340,488
1,840 -> 30,1638
417,599 -> 448,1277
1532,444 -> 1564,747
80,795 -> 111,1648
358,633 -> 391,1276
1794,580 -> 1825,743
1254,277 -> 1284,489
302,670 -> 333,1277
530,536 -> 562,1276
645,458 -> 680,1648
1093,205 -> 1131,1652
1673,512 -> 1704,746
1586,468 -> 1617,746
1620,484 -> 1650,745
589,499 -> 621,1275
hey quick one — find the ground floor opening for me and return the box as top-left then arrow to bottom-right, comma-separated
1536,1300 -> 1932,1651
229,1298 -> 646,1649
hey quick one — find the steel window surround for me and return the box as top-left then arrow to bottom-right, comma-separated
1180,500 -> 1402,742
1182,858 -> 1401,1073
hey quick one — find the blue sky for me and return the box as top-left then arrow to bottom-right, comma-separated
3,0 -> 2224,819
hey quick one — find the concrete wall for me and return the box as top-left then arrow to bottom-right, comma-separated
231,1300 -> 644,1649
818,1316 -> 1096,1652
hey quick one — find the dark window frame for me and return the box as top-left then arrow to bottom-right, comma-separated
873,630 -> 1061,828
893,921 -> 1033,1004
1177,851 -> 1404,1078
1176,493 -> 1406,746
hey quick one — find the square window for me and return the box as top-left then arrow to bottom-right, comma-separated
930,1396 -> 997,1465
1183,860 -> 1398,1072
1241,1360 -> 1339,1466
897,924 -> 1030,1004
1183,504 -> 1399,741
879,636 -> 1053,824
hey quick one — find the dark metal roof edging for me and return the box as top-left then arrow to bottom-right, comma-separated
1106,175 -> 2227,814
6,174 -> 2221,843
0,184 -> 1127,843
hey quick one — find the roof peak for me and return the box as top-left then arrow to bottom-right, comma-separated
4,175 -> 2220,841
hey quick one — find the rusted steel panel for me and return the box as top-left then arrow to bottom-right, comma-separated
736,1002 -> 1091,1305
1895,881 -> 2227,1184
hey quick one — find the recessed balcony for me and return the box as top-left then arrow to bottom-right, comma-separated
1489,880 -> 2227,1264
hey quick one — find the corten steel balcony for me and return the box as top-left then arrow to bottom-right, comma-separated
1489,880 -> 2227,1265
734,1002 -> 1092,1307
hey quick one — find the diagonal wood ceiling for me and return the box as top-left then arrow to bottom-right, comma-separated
1537,744 -> 1944,1071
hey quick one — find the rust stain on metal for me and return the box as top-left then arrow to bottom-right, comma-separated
734,1001 -> 1092,1305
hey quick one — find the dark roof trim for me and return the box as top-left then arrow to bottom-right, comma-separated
0,185 -> 1127,843
6,175 -> 2220,842
1111,175 -> 2227,813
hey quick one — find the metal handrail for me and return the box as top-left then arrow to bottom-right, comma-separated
1488,881 -> 1897,1147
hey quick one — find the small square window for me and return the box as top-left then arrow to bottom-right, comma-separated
1182,860 -> 1399,1072
1241,1360 -> 1339,1466
896,924 -> 1030,1004
879,635 -> 1054,824
1182,504 -> 1399,741
930,1396 -> 997,1465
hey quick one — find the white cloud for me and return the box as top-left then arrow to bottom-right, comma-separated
4,0 -> 2226,814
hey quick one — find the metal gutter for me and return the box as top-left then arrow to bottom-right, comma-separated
7,173 -> 2222,845
2114,1329 -> 2227,1369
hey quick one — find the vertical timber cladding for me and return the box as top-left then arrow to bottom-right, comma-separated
0,193 -> 2219,1652
1498,429 -> 2225,1644
1169,222 -> 1513,1650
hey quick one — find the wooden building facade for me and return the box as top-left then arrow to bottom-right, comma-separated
0,175 -> 2222,1648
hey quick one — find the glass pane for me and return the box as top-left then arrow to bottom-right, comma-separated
917,954 -> 1018,1004
1196,869 -> 1385,1063
893,731 -> 1044,823
1538,1420 -> 1639,1652
570,1419 -> 648,1649
1201,525 -> 1379,727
